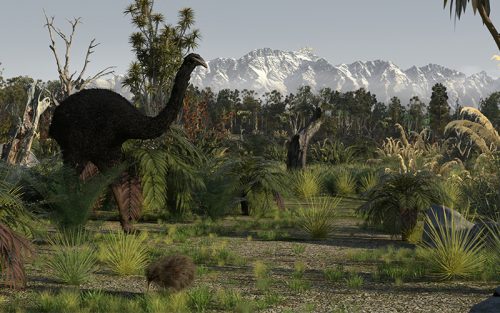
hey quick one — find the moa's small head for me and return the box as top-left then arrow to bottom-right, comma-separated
184,53 -> 208,69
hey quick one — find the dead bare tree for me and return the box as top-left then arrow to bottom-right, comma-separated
0,83 -> 51,165
286,107 -> 323,170
44,11 -> 114,99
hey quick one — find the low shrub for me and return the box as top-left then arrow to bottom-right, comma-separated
99,231 -> 149,275
418,211 -> 485,279
296,197 -> 339,239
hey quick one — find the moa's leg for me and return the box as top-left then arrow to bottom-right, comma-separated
110,172 -> 143,233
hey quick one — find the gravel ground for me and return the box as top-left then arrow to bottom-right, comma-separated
3,217 -> 496,313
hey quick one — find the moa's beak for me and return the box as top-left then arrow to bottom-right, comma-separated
146,281 -> 150,292
194,55 -> 208,69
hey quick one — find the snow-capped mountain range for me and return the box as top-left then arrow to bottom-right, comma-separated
91,48 -> 499,106
190,48 -> 500,106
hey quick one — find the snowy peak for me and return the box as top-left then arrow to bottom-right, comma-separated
191,48 -> 499,106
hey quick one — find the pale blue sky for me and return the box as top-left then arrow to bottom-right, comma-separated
1,0 -> 499,81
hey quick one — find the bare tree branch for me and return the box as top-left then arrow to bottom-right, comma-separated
43,11 -> 114,98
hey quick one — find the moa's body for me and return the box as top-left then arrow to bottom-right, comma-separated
50,89 -> 149,170
49,53 -> 207,231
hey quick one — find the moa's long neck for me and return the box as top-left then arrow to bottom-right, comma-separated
130,63 -> 194,140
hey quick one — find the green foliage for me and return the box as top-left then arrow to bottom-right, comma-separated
195,155 -> 238,219
359,171 -> 379,194
358,171 -> 445,240
291,243 -> 306,255
0,162 -> 34,288
26,161 -> 121,229
286,277 -> 310,293
188,285 -> 213,312
46,229 -> 97,286
0,162 -> 34,234
238,156 -> 287,196
124,127 -> 205,216
310,139 -> 356,165
345,273 -> 364,289
324,264 -> 345,282
0,76 -> 34,120
37,290 -> 80,313
428,83 -> 451,139
124,0 -> 200,115
292,168 -> 324,199
418,211 -> 486,279
480,92 -> 500,130
99,231 -> 149,275
461,160 -> 500,219
215,289 -> 243,310
296,197 -> 339,239
333,169 -> 357,195
253,260 -> 272,292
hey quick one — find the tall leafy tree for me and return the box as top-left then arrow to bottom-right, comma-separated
428,83 -> 451,139
386,96 -> 406,138
480,92 -> 500,129
407,96 -> 426,133
124,0 -> 201,116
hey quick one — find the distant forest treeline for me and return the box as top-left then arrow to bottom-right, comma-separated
1,72 -> 500,156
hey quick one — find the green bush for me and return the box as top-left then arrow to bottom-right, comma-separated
334,169 -> 357,195
418,211 -> 485,279
359,171 -> 379,194
188,285 -> 213,312
46,228 -> 97,285
324,264 -> 345,282
296,197 -> 339,239
357,171 -> 445,241
99,231 -> 149,275
292,169 -> 324,199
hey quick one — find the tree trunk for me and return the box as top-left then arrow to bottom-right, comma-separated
1,83 -> 51,166
286,108 -> 322,170
477,3 -> 500,51
240,191 -> 250,216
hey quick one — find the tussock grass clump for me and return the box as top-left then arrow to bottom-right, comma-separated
99,231 -> 149,276
296,197 -> 339,239
359,171 -> 379,194
292,169 -> 324,199
345,273 -> 364,289
215,289 -> 243,310
418,211 -> 485,280
291,243 -> 306,255
253,260 -> 272,292
188,285 -> 213,312
37,290 -> 81,313
324,264 -> 345,282
334,169 -> 357,195
46,228 -> 97,285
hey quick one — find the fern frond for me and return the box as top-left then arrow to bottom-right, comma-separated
134,148 -> 168,213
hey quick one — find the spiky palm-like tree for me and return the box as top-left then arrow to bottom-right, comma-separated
443,0 -> 499,50
236,156 -> 288,216
357,171 -> 445,241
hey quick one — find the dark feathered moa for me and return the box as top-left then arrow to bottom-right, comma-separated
145,254 -> 195,291
48,53 -> 207,232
